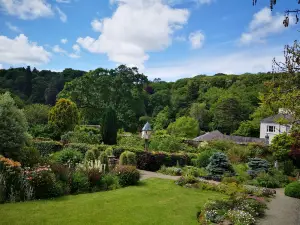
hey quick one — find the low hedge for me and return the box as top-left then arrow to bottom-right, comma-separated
33,140 -> 63,156
136,151 -> 190,172
285,181 -> 300,198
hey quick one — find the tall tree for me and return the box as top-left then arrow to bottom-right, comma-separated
213,97 -> 245,134
0,92 -> 28,160
101,107 -> 117,145
24,66 -> 32,97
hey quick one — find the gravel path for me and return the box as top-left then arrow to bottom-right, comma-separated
139,170 -> 180,181
258,188 -> 300,225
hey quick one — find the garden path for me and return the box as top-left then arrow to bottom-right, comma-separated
258,188 -> 300,225
139,170 -> 180,180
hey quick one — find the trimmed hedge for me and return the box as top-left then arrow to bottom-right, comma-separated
33,140 -> 63,156
136,151 -> 189,172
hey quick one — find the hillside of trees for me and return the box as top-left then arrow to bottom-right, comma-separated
0,65 -> 281,138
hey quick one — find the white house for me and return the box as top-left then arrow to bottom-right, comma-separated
260,109 -> 293,144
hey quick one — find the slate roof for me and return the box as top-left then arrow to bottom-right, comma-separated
142,122 -> 152,131
193,130 -> 266,145
261,113 -> 294,124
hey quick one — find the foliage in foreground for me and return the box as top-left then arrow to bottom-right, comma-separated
285,181 -> 300,199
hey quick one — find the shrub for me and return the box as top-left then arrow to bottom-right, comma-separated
0,92 -> 28,160
247,158 -> 269,177
100,173 -> 120,190
207,140 -> 234,152
99,152 -> 108,171
282,160 -> 295,176
71,171 -> 89,194
19,146 -> 40,167
65,143 -> 93,154
51,148 -> 83,166
85,150 -> 96,162
271,132 -> 294,161
255,172 -> 279,188
192,150 -> 216,168
182,166 -> 208,177
149,135 -> 189,153
118,135 -> 144,148
113,165 -> 140,187
176,175 -> 198,186
33,140 -> 63,156
227,145 -> 251,163
25,166 -> 62,199
120,151 -> 137,166
24,104 -> 50,126
61,127 -> 101,145
159,166 -> 182,176
48,98 -> 79,134
136,151 -> 189,172
285,182 -> 300,198
206,152 -> 234,176
227,210 -> 255,225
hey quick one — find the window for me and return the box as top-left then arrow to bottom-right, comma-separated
267,125 -> 276,133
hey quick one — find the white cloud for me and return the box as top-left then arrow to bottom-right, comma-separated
77,0 -> 189,68
189,31 -> 205,49
0,0 -> 53,20
0,34 -> 51,65
55,6 -> 67,22
196,0 -> 214,5
61,38 -> 68,44
145,46 -> 283,81
91,19 -> 103,32
240,7 -> 290,45
72,44 -> 81,53
56,0 -> 71,3
53,45 -> 80,58
174,35 -> 186,42
5,22 -> 21,33
0,64 -> 3,69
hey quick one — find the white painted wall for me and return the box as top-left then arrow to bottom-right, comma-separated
260,122 -> 291,144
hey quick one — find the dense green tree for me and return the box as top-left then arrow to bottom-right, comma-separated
186,80 -> 199,102
189,103 -> 210,131
167,116 -> 199,138
48,98 -> 79,134
24,104 -> 51,126
0,92 -> 28,160
59,65 -> 147,130
154,106 -> 172,130
212,97 -> 245,134
101,107 -> 118,145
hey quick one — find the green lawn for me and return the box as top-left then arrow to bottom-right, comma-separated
0,178 -> 225,225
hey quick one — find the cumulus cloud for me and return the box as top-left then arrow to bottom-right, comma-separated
77,0 -> 189,68
91,19 -> 103,32
240,7 -> 290,45
52,45 -> 80,58
55,6 -> 67,22
189,31 -> 205,49
0,34 -> 51,65
5,22 -> 21,33
72,44 -> 81,53
0,0 -> 53,20
61,38 -> 68,44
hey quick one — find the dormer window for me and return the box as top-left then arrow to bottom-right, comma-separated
267,125 -> 276,133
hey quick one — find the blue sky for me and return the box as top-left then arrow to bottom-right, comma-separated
0,0 -> 298,80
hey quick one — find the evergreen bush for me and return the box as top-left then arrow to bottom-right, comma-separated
285,182 -> 300,199
206,152 -> 234,176
247,158 -> 269,177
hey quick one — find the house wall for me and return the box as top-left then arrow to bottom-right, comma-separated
260,122 -> 290,144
